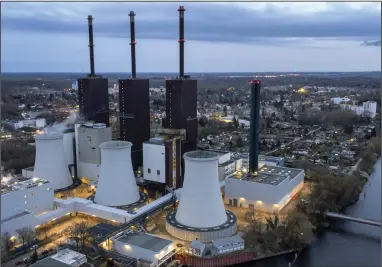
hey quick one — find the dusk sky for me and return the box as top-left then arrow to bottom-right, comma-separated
2,2 -> 381,73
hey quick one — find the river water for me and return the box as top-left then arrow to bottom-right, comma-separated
252,159 -> 381,267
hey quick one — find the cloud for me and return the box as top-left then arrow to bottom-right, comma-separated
361,40 -> 381,47
2,2 -> 380,45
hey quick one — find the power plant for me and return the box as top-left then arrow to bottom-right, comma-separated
119,11 -> 150,171
33,133 -> 73,190
78,15 -> 110,126
166,151 -> 237,242
160,6 -> 198,186
94,141 -> 141,207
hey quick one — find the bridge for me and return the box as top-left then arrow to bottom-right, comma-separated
325,212 -> 381,227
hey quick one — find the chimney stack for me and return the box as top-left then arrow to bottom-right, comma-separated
129,11 -> 137,78
87,15 -> 95,77
178,6 -> 185,78
249,80 -> 261,173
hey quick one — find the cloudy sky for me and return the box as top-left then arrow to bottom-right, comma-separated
2,2 -> 381,73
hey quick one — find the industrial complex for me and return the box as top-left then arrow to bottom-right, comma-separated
1,6 -> 305,267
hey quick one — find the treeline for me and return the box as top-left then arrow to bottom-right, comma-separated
2,140 -> 35,174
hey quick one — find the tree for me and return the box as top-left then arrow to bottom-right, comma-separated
16,227 -> 35,251
223,106 -> 228,117
236,137 -> 244,148
198,116 -> 208,127
68,221 -> 90,251
1,232 -> 14,255
232,117 -> 239,129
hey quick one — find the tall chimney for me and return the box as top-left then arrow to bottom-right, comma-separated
87,15 -> 95,77
178,6 -> 185,78
249,80 -> 261,173
129,11 -> 137,78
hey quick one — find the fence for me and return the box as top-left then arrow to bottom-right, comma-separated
178,251 -> 257,267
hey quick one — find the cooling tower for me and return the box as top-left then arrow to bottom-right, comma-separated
166,151 -> 237,242
94,141 -> 140,207
33,133 -> 73,190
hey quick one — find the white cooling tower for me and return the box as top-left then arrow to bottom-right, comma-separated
166,150 -> 237,242
176,151 -> 226,227
33,133 -> 73,190
94,141 -> 140,207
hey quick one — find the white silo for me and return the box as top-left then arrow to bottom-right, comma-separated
33,133 -> 73,190
166,150 -> 237,242
94,141 -> 140,207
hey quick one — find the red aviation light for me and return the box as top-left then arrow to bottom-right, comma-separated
255,80 -> 261,84
178,38 -> 185,42
130,41 -> 136,45
249,80 -> 254,84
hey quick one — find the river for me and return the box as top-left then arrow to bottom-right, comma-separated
252,159 -> 381,267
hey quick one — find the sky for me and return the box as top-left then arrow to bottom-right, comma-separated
1,2 -> 381,73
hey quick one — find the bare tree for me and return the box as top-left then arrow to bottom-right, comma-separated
68,221 -> 89,251
1,231 -> 14,255
16,227 -> 35,251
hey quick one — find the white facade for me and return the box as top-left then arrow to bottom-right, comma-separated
212,235 -> 244,255
224,169 -> 304,213
75,123 -> 112,182
22,167 -> 34,179
110,231 -> 174,266
1,178 -> 54,235
176,151 -> 227,228
94,141 -> 140,207
341,101 -> 378,118
143,142 -> 166,184
363,101 -> 377,118
63,132 -> 75,166
9,118 -> 46,130
331,97 -> 351,105
33,133 -> 73,190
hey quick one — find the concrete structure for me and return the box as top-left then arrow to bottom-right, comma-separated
22,167 -> 35,179
75,123 -> 112,182
6,118 -> 46,130
212,235 -> 244,255
225,166 -> 304,213
331,97 -> 351,105
187,240 -> 207,257
110,230 -> 175,266
94,141 -> 140,207
50,248 -> 87,267
239,153 -> 284,169
33,133 -> 73,190
1,178 -> 54,235
166,151 -> 237,242
143,137 -> 182,189
63,131 -> 76,177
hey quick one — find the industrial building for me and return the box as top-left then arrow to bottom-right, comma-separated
75,123 -> 112,182
212,235 -> 245,255
94,141 -> 143,207
158,6 -> 198,186
1,178 -> 54,236
33,133 -> 73,190
30,248 -> 88,267
143,137 -> 182,190
119,11 -> 151,171
225,166 -> 304,213
78,16 -> 110,126
5,118 -> 46,130
224,80 -> 304,213
109,230 -> 175,266
166,151 -> 237,242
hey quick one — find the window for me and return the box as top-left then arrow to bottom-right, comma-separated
148,168 -> 151,174
157,170 -> 160,175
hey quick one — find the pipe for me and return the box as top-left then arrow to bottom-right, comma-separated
87,15 -> 95,77
249,80 -> 261,173
129,11 -> 137,78
178,6 -> 185,78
